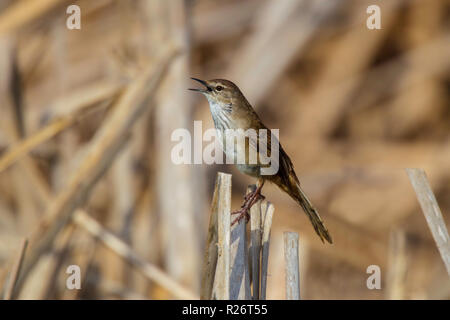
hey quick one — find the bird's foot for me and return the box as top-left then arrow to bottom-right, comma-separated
244,191 -> 265,202
231,207 -> 250,226
231,186 -> 265,226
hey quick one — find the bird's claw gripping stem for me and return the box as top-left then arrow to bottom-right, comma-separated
231,185 -> 265,226
244,192 -> 265,202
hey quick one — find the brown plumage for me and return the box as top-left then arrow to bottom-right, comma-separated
190,78 -> 332,244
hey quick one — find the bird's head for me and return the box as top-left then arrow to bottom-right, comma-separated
189,78 -> 244,107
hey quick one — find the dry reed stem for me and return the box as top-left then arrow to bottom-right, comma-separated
212,173 -> 232,300
46,80 -> 125,119
40,224 -> 76,299
110,138 -> 135,286
249,185 -> 262,300
284,232 -> 300,300
200,172 -> 221,299
260,202 -> 274,300
3,238 -> 28,300
229,188 -> 251,300
17,224 -> 75,299
0,117 -> 72,173
406,168 -> 450,276
14,47 -> 178,294
73,210 -> 197,300
386,229 -> 407,299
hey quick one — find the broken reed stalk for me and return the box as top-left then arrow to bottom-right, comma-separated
260,202 -> 274,300
405,168 -> 450,276
211,173 -> 232,300
229,188 -> 251,300
249,185 -> 261,300
284,231 -> 300,300
202,172 -> 275,300
3,238 -> 28,300
200,173 -> 221,299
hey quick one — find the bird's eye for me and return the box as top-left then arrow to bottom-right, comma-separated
216,86 -> 223,91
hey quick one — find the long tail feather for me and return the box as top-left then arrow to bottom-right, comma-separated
291,184 -> 333,244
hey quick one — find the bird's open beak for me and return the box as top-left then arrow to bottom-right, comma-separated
188,77 -> 211,93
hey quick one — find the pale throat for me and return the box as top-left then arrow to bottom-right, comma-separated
205,96 -> 223,116
205,95 -> 233,129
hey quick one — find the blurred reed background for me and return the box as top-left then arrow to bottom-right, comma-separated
0,0 -> 449,299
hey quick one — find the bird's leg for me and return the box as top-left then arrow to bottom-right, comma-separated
241,179 -> 265,203
244,191 -> 265,202
231,179 -> 265,226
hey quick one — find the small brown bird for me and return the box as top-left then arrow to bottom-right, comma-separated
189,78 -> 332,244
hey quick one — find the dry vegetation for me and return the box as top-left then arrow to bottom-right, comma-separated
0,0 -> 449,299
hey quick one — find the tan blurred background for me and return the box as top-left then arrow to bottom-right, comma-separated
0,0 -> 449,299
